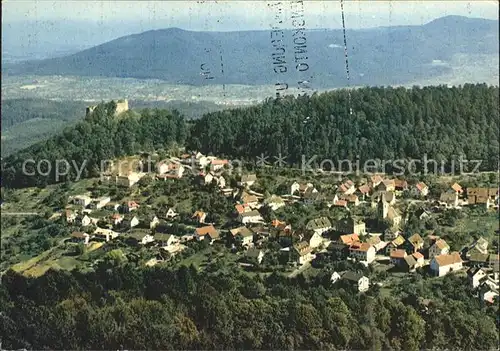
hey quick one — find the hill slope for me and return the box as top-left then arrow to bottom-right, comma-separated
4,16 -> 498,89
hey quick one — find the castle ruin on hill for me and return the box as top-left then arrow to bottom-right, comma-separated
86,99 -> 129,117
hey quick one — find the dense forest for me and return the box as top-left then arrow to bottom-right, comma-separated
2,101 -> 186,188
188,84 -> 499,171
1,98 -> 222,156
0,262 -> 498,350
2,84 -> 498,188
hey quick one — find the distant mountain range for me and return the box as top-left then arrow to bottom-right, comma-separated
3,16 -> 498,89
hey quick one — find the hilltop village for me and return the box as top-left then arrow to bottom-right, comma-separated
13,149 -> 494,304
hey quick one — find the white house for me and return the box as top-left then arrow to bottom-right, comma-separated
429,239 -> 450,259
93,227 -> 119,242
481,289 -> 499,304
330,271 -> 342,284
128,233 -> 155,245
230,226 -> 254,247
349,242 -> 376,264
90,196 -> 111,209
115,172 -> 145,187
157,161 -> 170,175
305,217 -> 332,236
72,195 -> 92,207
70,231 -> 91,245
342,271 -> 370,292
154,233 -> 178,248
164,208 -> 178,219
263,195 -> 285,211
468,267 -> 488,288
246,248 -> 266,264
439,191 -> 459,208
430,252 -> 463,277
239,210 -> 264,224
130,216 -> 140,228
291,241 -> 315,265
290,182 -> 315,195
80,215 -> 92,227
149,215 -> 160,229
413,182 -> 429,197
210,159 -> 229,171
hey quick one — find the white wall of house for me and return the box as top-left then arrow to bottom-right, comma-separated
309,233 -> 324,249
358,277 -> 370,292
350,247 -> 376,264
429,245 -> 449,259
430,260 -> 463,277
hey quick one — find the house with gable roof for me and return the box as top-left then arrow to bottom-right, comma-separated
239,174 -> 257,188
413,182 -> 429,197
430,252 -> 463,277
290,241 -> 315,265
305,217 -> 332,236
429,239 -> 450,259
230,226 -> 254,247
194,225 -> 220,243
341,271 -> 370,292
406,233 -> 424,253
349,242 -> 376,264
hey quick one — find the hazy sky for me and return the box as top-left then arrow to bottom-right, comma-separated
4,0 -> 499,31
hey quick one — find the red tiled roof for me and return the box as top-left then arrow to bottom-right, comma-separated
211,159 -> 229,165
235,204 -> 247,214
358,185 -> 371,194
451,183 -> 463,193
434,239 -> 449,250
334,200 -> 348,207
340,233 -> 359,245
350,242 -> 372,252
371,175 -> 383,184
434,252 -> 462,267
390,249 -> 407,259
413,252 -> 424,260
416,182 -> 428,191
195,225 -> 218,238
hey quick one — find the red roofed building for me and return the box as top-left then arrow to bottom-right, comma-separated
333,200 -> 349,209
339,233 -> 360,246
211,159 -> 229,171
390,249 -> 407,265
430,252 -> 463,277
451,183 -> 463,194
194,225 -> 220,242
349,242 -> 376,263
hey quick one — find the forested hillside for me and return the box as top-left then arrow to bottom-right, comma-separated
0,264 -> 498,350
2,84 -> 498,189
1,99 -> 225,156
188,84 -> 499,170
2,101 -> 186,188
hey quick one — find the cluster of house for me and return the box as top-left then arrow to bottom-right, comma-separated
99,151 -> 231,188
437,183 -> 499,209
465,237 -> 499,304
60,152 -> 499,296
